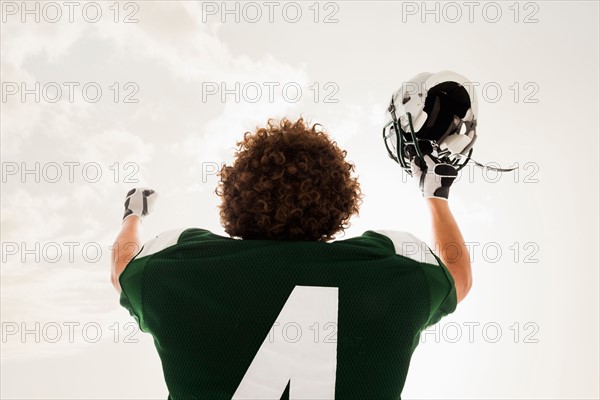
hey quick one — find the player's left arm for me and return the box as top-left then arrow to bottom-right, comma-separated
111,216 -> 142,293
111,188 -> 158,293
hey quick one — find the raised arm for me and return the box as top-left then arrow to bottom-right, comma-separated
411,155 -> 472,303
111,216 -> 142,293
427,199 -> 472,303
110,188 -> 158,293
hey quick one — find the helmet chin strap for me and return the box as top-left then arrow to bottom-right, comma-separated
454,154 -> 519,172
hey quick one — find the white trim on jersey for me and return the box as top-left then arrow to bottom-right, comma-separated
135,228 -> 188,259
373,230 -> 438,266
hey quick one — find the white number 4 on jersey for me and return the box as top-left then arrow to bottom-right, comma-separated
233,286 -> 339,400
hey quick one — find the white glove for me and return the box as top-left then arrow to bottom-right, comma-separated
410,155 -> 458,200
122,187 -> 158,222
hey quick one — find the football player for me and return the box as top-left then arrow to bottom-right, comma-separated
111,117 -> 472,399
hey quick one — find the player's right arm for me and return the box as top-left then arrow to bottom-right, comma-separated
412,155 -> 472,303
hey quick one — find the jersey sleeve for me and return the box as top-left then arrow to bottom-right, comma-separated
422,251 -> 457,327
369,230 -> 458,327
119,250 -> 151,332
118,228 -> 188,332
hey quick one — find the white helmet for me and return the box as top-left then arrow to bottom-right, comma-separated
383,70 -> 478,173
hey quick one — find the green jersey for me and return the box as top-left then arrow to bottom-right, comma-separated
119,228 -> 457,399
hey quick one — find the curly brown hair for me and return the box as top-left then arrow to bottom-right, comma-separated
216,117 -> 363,242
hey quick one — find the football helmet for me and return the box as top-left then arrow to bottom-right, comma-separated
383,71 -> 479,175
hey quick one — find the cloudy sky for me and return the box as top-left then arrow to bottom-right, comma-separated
1,1 -> 598,398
